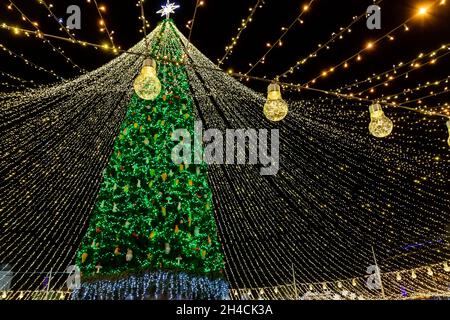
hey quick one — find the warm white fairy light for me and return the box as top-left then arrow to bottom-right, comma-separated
218,0 -> 265,67
302,0 -> 446,88
0,70 -> 36,87
276,0 -> 384,81
0,42 -> 64,80
0,25 -> 161,293
245,0 -> 317,75
180,28 -> 450,296
8,0 -> 85,73
1,19 -> 449,301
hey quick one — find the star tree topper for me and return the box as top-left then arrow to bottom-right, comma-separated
157,0 -> 180,19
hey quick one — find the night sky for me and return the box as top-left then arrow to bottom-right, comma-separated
1,0 -> 450,100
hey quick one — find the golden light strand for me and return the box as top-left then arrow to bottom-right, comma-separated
245,0 -> 317,75
136,0 -> 151,36
8,0 -> 85,73
0,69 -> 36,87
303,0 -> 446,87
187,0 -> 205,44
0,42 -> 64,80
379,75 -> 449,103
218,0 -> 265,67
276,0 -> 384,81
355,48 -> 450,97
335,44 -> 449,92
0,23 -> 120,54
89,0 -> 118,50
36,0 -> 78,41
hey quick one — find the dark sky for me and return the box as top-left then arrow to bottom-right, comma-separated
1,0 -> 449,104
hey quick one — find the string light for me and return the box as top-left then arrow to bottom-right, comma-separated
7,1 -> 84,73
1,5 -> 449,301
398,88 -> 450,109
218,0 -> 265,67
276,0 -> 384,81
188,0 -> 204,44
231,72 -> 449,120
89,0 -> 118,51
137,0 -> 150,52
334,43 -> 450,94
0,80 -> 27,91
378,76 -> 450,112
0,70 -> 36,87
36,0 -> 78,40
3,18 -> 443,120
0,23 -> 127,56
228,261 -> 450,300
354,48 -> 450,98
302,0 -> 445,87
245,0 -> 317,75
136,0 -> 151,36
72,271 -> 229,300
0,42 -> 64,80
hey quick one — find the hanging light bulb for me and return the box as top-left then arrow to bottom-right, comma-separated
134,58 -> 162,100
263,83 -> 289,122
446,120 -> 450,147
368,103 -> 394,138
444,262 -> 450,272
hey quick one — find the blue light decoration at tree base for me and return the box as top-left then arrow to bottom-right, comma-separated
71,270 -> 230,300
401,286 -> 408,298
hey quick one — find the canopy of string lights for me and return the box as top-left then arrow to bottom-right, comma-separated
0,0 -> 450,300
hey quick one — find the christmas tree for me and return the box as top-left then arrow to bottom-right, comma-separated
73,20 -> 228,300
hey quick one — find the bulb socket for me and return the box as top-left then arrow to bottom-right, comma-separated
143,58 -> 157,69
267,83 -> 282,100
369,103 -> 385,119
268,83 -> 281,93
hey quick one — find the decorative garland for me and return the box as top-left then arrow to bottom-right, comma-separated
72,270 -> 230,300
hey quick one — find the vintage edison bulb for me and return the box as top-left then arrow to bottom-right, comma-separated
134,58 -> 161,101
446,120 -> 450,147
263,83 -> 289,122
368,103 -> 394,138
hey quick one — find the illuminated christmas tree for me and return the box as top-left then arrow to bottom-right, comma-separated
73,19 -> 228,300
